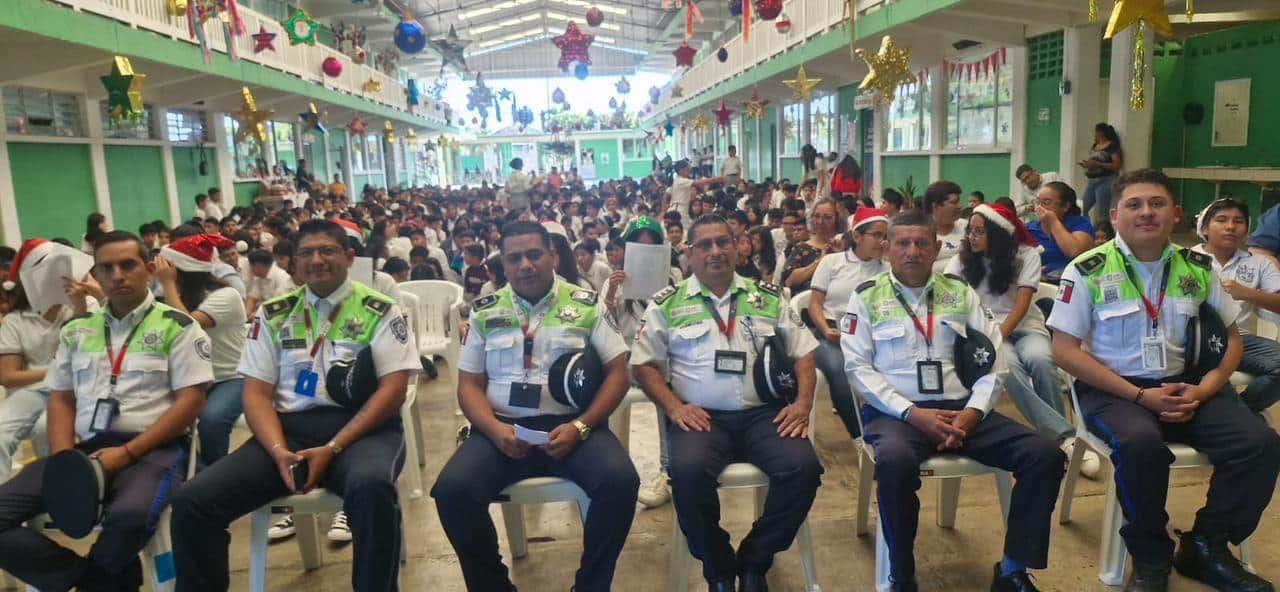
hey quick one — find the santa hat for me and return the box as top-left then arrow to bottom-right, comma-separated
849,207 -> 889,232
3,239 -> 53,291
161,234 -> 236,272
334,218 -> 363,242
974,204 -> 1039,247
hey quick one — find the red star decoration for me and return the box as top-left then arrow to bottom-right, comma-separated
551,22 -> 594,72
673,42 -> 697,68
714,100 -> 735,127
346,116 -> 368,135
252,26 -> 276,54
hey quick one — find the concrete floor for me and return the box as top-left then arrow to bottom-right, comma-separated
33,365 -> 1280,592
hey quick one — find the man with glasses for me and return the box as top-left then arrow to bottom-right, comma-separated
171,219 -> 420,591
431,221 -> 638,591
632,215 -> 822,592
1015,164 -> 1062,220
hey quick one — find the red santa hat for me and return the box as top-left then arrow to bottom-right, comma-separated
849,207 -> 889,232
973,204 -> 1039,247
334,218 -> 363,242
3,239 -> 53,291
161,234 -> 236,272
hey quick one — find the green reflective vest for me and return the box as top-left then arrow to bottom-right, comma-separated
853,272 -> 971,326
654,277 -> 782,329
471,280 -> 599,337
259,281 -> 394,348
1072,240 -> 1212,307
61,302 -> 191,356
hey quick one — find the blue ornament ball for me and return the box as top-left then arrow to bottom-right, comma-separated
728,0 -> 743,16
394,19 -> 427,54
574,63 -> 590,80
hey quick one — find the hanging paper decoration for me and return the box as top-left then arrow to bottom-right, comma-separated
361,78 -> 382,93
782,65 -> 822,101
684,1 -> 704,40
100,56 -> 146,124
728,0 -> 742,16
516,106 -> 534,129
1185,0 -> 1194,21
575,63 -> 590,79
166,0 -> 188,17
280,8 -> 320,46
649,86 -> 662,104
690,113 -> 711,132
775,13 -> 792,34
552,22 -> 595,72
713,100 -> 734,127
717,46 -> 729,62
609,97 -> 619,109
353,47 -> 368,65
844,0 -> 856,59
1089,0 -> 1098,23
585,6 -> 605,27
552,87 -> 566,104
856,35 -> 913,105
347,116 -> 368,136
1104,0 -> 1172,111
383,121 -> 396,144
664,119 -> 676,136
298,103 -> 326,135
187,0 -> 246,64
322,57 -> 343,77
671,84 -> 684,98
251,25 -> 275,53
232,87 -> 272,150
755,0 -> 783,21
406,79 -> 420,107
615,76 -> 632,95
406,129 -> 419,148
742,0 -> 753,42
673,42 -> 697,68
393,12 -> 427,54
741,89 -> 770,120
429,25 -> 471,74
428,79 -> 448,100
466,73 -> 495,123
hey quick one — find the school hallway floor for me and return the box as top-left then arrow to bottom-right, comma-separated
41,364 -> 1280,591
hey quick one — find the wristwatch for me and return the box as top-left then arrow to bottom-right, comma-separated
571,419 -> 592,441
326,440 -> 344,455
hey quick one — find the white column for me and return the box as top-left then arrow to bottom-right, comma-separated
775,108 -> 784,180
801,101 -> 812,147
83,96 -> 113,225
154,108 -> 182,227
929,65 -> 947,183
1107,25 -> 1154,170
211,112 -> 236,199
340,134 -> 355,190
0,92 -> 20,246
321,131 -> 333,186
1061,24 -> 1103,192
1008,45 -> 1030,198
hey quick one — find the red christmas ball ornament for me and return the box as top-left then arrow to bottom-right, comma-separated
585,6 -> 604,27
775,13 -> 792,34
354,48 -> 367,65
322,57 -> 343,77
755,0 -> 783,21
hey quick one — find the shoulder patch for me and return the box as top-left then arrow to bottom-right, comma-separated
1181,247 -> 1212,269
756,280 -> 780,296
163,309 -> 193,328
263,295 -> 297,319
653,285 -> 677,305
570,289 -> 598,305
855,279 -> 877,293
1074,252 -> 1106,275
363,295 -> 391,317
473,294 -> 498,310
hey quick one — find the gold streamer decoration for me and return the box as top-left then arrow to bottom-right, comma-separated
741,89 -> 770,120
1185,0 -> 1194,22
1104,0 -> 1172,111
383,121 -> 396,144
844,0 -> 858,60
1130,21 -> 1146,110
856,36 -> 913,105
1089,0 -> 1097,24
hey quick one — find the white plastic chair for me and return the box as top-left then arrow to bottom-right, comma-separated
1066,381 -> 1254,585
397,291 -> 429,468
790,289 -> 815,328
665,383 -> 824,592
497,389 -> 645,560
398,280 -> 463,385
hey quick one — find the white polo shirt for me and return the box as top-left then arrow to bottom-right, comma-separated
1191,244 -> 1280,335
811,250 -> 885,322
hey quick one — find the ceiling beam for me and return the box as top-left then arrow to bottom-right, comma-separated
908,13 -> 1028,47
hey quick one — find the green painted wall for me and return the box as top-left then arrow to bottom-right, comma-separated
104,145 -> 167,234
579,138 -> 620,180
304,137 -> 328,183
9,142 -> 97,241
172,146 -> 216,222
881,156 -> 930,199
623,160 -> 651,178
233,181 -> 259,208
1025,32 -> 1064,174
940,154 -> 1012,198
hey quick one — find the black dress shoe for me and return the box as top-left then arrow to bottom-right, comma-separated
1174,530 -> 1274,592
990,562 -> 1039,591
707,578 -> 735,592
739,570 -> 768,592
1124,562 -> 1171,592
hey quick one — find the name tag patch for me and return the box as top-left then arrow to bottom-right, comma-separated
714,350 -> 747,374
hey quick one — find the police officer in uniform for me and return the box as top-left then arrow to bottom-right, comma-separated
1049,170 -> 1280,592
171,219 -> 420,591
431,221 -> 638,592
843,210 -> 1065,592
632,214 -> 823,592
0,231 -> 213,591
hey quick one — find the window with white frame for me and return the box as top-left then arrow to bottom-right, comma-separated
4,87 -> 85,137
622,138 -> 649,159
224,116 -> 264,178
809,94 -> 836,155
166,110 -> 207,144
271,121 -> 296,168
99,101 -> 154,140
364,134 -> 383,170
885,73 -> 931,152
781,103 -> 802,155
946,55 -> 1013,148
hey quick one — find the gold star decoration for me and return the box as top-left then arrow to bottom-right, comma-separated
1104,0 -> 1172,40
856,36 -> 913,105
406,129 -> 419,148
232,87 -> 273,150
741,89 -> 770,120
690,113 -> 710,132
782,66 -> 822,101
100,56 -> 146,124
362,78 -> 382,93
383,121 -> 396,144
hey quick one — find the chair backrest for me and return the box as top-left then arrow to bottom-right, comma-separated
398,291 -> 421,343
790,289 -> 815,328
399,280 -> 463,339
1035,282 -> 1058,322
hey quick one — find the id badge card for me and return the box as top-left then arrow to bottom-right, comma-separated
90,398 -> 119,433
1142,335 -> 1167,371
508,382 -> 542,409
916,361 -> 944,394
714,350 -> 747,374
295,368 -> 319,398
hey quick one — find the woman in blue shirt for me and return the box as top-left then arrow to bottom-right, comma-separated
1027,181 -> 1094,281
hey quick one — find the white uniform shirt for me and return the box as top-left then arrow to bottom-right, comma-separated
1192,244 -> 1280,335
246,263 -> 294,302
1046,238 -> 1241,379
456,280 -> 629,418
842,273 -> 1003,418
721,156 -> 742,178
811,251 -> 886,321
581,259 -> 612,291
238,280 -> 420,413
932,219 -> 967,273
0,306 -> 81,372
46,293 -> 214,440
670,176 -> 695,216
196,287 -> 248,382
943,245 -> 1045,333
631,274 -> 818,411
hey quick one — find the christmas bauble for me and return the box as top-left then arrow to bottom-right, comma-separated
775,13 -> 792,33
574,63 -> 590,79
585,7 -> 604,27
393,18 -> 427,54
717,47 -> 729,62
755,0 -> 782,21
727,0 -> 742,17
322,57 -> 343,77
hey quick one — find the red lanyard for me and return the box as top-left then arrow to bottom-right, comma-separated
103,304 -> 154,393
302,305 -> 343,359
701,294 -> 738,339
518,305 -> 546,370
891,284 -> 934,350
1120,256 -> 1172,332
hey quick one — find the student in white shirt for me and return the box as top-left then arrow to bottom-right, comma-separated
245,249 -> 295,315
1015,164 -> 1063,220
720,145 -> 743,185
924,180 -> 968,272
574,241 -> 611,291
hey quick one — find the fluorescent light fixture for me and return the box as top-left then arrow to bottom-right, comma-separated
461,0 -> 537,20
472,13 -> 543,35
478,27 -> 547,48
549,0 -> 628,16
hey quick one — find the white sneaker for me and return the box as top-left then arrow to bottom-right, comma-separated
637,472 -> 671,509
327,511 -> 352,542
1062,439 -> 1102,480
267,515 -> 295,541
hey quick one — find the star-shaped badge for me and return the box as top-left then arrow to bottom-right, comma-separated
746,292 -> 765,309
252,25 -> 276,53
1178,274 -> 1200,296
557,306 -> 583,323
973,346 -> 992,366
341,317 -> 364,340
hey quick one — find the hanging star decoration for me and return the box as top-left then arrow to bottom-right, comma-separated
1103,0 -> 1172,110
466,73 -> 495,121
251,25 -> 276,53
670,84 -> 685,98
347,116 -> 368,136
782,65 -> 823,101
552,22 -> 595,72
428,79 -> 448,100
673,42 -> 697,68
406,129 -> 419,148
406,79 -> 420,107
362,78 -> 382,93
615,76 -> 631,95
690,113 -> 711,132
281,9 -> 321,45
232,87 -> 273,150
741,89 -> 770,120
856,36 -> 912,105
100,56 -> 146,124
383,121 -> 396,144
713,100 -> 734,128
298,103 -> 326,135
664,119 -> 676,136
429,25 -> 471,74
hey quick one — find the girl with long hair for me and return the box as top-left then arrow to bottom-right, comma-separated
747,226 -> 777,282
